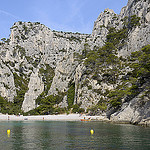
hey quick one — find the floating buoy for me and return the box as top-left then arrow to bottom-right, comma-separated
90,129 -> 94,135
7,129 -> 10,135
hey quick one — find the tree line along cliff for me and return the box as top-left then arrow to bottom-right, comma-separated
0,0 -> 150,125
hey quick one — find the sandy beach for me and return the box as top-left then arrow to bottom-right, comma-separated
0,113 -> 103,121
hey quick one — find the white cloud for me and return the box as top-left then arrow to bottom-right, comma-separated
0,9 -> 19,20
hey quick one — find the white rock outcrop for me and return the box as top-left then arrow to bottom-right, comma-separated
0,0 -> 149,125
22,69 -> 44,112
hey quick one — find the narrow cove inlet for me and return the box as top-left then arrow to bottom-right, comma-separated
0,0 -> 150,149
0,0 -> 149,126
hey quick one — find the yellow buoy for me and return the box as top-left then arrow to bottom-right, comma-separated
7,129 -> 10,135
90,129 -> 94,135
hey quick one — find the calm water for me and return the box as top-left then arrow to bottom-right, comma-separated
0,121 -> 150,150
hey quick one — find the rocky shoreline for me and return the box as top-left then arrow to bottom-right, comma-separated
0,113 -> 149,127
0,114 -> 99,122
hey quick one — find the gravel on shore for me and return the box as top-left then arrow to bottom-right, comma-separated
0,114 -> 101,121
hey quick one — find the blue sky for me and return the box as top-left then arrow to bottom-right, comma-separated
0,0 -> 128,40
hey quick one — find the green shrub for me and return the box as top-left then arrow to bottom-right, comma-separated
0,96 -> 23,115
15,45 -> 26,58
130,44 -> 150,77
72,104 -> 79,113
128,15 -> 141,29
67,83 -> 75,109
36,64 -> 55,105
13,73 -> 29,108
72,104 -> 85,113
87,85 -> 92,90
41,95 -> 63,105
106,28 -> 128,48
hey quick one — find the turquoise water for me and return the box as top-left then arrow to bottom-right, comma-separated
0,121 -> 150,150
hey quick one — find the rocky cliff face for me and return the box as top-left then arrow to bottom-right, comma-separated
0,0 -> 150,125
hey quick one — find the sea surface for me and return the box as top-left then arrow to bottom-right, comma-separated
0,121 -> 150,150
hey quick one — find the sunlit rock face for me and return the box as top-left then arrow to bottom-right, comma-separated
0,0 -> 150,125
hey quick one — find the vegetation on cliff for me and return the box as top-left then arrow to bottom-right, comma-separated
75,15 -> 149,113
0,12 -> 149,116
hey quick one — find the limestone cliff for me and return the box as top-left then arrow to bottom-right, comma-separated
0,0 -> 150,125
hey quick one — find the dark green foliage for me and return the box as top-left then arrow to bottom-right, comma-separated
102,71 -> 118,84
72,104 -> 85,113
106,28 -> 128,48
97,97 -> 107,111
108,79 -> 142,108
19,21 -> 22,25
67,36 -> 81,43
84,42 -> 120,77
53,107 -> 66,114
26,94 -> 64,115
128,15 -> 141,30
130,45 -> 150,77
108,73 -> 142,107
98,42 -> 118,64
108,45 -> 150,108
1,14 -> 144,115
106,15 -> 140,50
87,85 -> 92,90
1,38 -> 6,42
82,15 -> 143,110
0,96 -> 23,115
36,92 -> 45,105
0,96 -> 5,107
36,64 -> 55,105
35,22 -> 41,25
84,50 -> 98,68
23,24 -> 28,34
59,48 -> 67,52
15,45 -> 26,59
67,83 -> 75,109
13,73 -> 28,89
13,73 -> 29,108
108,89 -> 125,107
122,15 -> 141,30
14,90 -> 27,107
25,105 -> 66,116
21,34 -> 28,40
0,38 -> 10,44
40,95 -> 63,105
88,98 -> 107,115
39,64 -> 55,90
26,105 -> 54,115
72,104 -> 79,113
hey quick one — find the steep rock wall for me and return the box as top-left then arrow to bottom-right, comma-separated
0,0 -> 149,125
